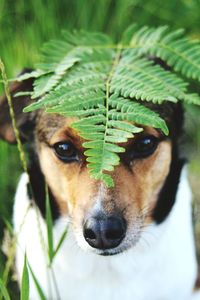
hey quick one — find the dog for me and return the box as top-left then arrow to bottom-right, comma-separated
0,70 -> 200,300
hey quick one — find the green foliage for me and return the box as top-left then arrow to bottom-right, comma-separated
45,186 -> 54,264
0,279 -> 11,300
46,186 -> 68,264
28,264 -> 46,300
52,228 -> 68,261
20,25 -> 200,187
20,255 -> 29,300
127,25 -> 200,81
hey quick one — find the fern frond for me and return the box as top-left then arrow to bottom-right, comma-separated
110,52 -> 187,103
33,57 -> 79,98
16,70 -> 46,81
32,31 -> 113,98
129,25 -> 200,81
21,25 -> 200,186
109,95 -> 169,135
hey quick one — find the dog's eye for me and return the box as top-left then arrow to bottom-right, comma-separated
129,135 -> 159,159
53,142 -> 78,162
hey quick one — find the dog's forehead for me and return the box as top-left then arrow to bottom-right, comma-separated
35,101 -> 182,144
36,112 -> 83,145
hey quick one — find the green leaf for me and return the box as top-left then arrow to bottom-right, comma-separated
0,279 -> 11,300
109,97 -> 169,135
110,53 -> 187,104
52,228 -> 68,260
108,120 -> 143,133
83,141 -> 125,153
17,70 -> 46,81
14,91 -> 33,97
45,184 -> 54,264
28,264 -> 46,300
32,57 -> 79,98
129,25 -> 200,82
121,23 -> 138,44
20,255 -> 29,300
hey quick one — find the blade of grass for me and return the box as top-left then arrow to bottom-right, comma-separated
45,184 -> 54,264
52,228 -> 68,260
3,219 -> 13,235
28,264 -> 46,300
0,279 -> 11,300
20,255 -> 29,300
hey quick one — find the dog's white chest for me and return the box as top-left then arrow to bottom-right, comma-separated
13,170 -> 199,300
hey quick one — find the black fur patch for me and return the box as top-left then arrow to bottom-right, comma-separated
148,101 -> 185,224
152,144 -> 186,224
26,154 -> 60,221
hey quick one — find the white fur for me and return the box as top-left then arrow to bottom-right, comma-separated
13,168 -> 200,300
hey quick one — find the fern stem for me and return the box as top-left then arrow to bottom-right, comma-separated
102,45 -> 122,175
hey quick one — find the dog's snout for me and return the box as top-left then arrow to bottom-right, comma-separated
83,215 -> 126,250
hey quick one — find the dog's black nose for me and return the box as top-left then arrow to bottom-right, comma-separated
83,215 -> 126,250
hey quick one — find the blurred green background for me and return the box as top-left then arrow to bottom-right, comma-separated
0,0 -> 200,297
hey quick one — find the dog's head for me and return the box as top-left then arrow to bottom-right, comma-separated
0,71 -> 184,255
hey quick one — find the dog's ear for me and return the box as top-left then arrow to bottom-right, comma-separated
0,69 -> 37,144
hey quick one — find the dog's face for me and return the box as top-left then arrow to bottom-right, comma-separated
35,112 -> 172,255
0,73 -> 184,255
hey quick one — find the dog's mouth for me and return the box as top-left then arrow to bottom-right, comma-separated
94,249 -> 123,256
78,233 -> 142,256
89,231 -> 142,256
91,244 -> 130,256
